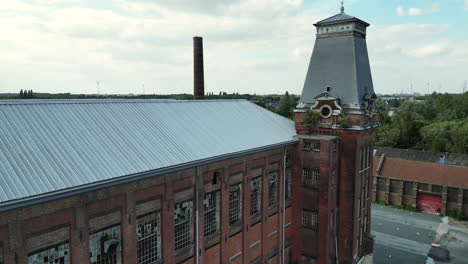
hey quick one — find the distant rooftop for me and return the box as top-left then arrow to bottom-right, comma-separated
374,147 -> 468,167
0,99 -> 297,210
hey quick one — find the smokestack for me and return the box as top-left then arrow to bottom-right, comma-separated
193,36 -> 205,100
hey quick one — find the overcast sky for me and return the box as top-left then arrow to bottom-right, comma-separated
1,0 -> 467,95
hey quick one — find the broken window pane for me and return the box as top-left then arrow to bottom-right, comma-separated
268,171 -> 278,209
302,168 -> 319,188
250,176 -> 262,217
229,184 -> 242,225
137,211 -> 161,264
204,191 -> 220,238
89,225 -> 122,264
174,200 -> 193,253
302,209 -> 318,230
28,242 -> 70,264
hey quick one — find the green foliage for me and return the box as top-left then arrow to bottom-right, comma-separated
303,110 -> 320,129
337,116 -> 351,128
18,89 -> 34,99
254,100 -> 266,108
276,91 -> 296,119
372,201 -> 421,212
446,208 -> 466,221
376,93 -> 468,154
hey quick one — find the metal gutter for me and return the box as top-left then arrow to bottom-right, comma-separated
0,140 -> 297,213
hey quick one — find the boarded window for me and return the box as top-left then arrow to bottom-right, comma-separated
302,209 -> 318,230
285,167 -> 292,200
268,171 -> 279,209
250,176 -> 262,217
137,211 -> 161,264
229,184 -> 242,225
390,179 -> 400,193
89,225 -> 122,264
174,200 -> 193,253
447,187 -> 459,203
303,140 -> 320,151
418,183 -> 429,192
302,168 -> 320,187
377,177 -> 386,190
432,185 -> 443,194
404,182 -> 414,195
28,242 -> 70,264
204,191 -> 220,238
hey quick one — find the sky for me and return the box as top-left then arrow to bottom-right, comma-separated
0,0 -> 467,95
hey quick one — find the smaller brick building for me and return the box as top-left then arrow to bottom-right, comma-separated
372,148 -> 468,218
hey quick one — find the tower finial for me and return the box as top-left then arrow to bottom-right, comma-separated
340,1 -> 344,13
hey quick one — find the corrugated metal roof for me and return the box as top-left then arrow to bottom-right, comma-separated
0,99 -> 296,205
299,34 -> 374,108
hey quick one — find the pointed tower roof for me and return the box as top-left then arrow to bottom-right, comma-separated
299,8 -> 374,112
315,9 -> 369,26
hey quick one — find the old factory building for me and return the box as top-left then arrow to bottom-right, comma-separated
0,7 -> 376,264
372,148 -> 468,218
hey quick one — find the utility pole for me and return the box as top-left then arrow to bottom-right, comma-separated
97,81 -> 100,95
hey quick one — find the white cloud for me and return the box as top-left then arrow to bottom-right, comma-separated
407,8 -> 423,16
406,43 -> 449,58
0,0 -> 465,96
396,5 -> 438,17
396,6 -> 405,16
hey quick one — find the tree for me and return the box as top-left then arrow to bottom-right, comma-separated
19,89 -> 24,98
375,92 -> 468,154
277,91 -> 294,119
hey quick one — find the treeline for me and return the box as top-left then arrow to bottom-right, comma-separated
376,92 -> 468,154
0,91 -> 275,101
19,89 -> 34,98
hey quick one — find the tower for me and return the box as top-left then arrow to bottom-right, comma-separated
293,6 -> 377,264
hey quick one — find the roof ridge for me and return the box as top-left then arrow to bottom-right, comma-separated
0,99 -> 249,106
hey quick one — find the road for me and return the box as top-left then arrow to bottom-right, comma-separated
371,204 -> 468,264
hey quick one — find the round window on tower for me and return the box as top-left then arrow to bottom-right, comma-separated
319,105 -> 332,118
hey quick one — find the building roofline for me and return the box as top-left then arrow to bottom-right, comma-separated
314,17 -> 370,27
0,98 -> 252,106
0,139 -> 297,213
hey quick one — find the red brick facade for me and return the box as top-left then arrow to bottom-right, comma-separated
294,112 -> 376,264
372,154 -> 468,218
0,146 -> 299,264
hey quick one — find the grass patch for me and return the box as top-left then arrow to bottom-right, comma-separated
372,201 -> 421,212
445,209 -> 466,221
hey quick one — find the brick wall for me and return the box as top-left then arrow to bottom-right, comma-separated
0,145 -> 297,264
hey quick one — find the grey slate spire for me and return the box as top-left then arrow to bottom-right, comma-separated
299,9 -> 375,112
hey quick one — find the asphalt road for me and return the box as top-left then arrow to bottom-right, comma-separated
371,203 -> 468,264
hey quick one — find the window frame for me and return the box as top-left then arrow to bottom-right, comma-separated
204,191 -> 220,238
229,183 -> 243,226
174,200 -> 194,254
136,211 -> 161,264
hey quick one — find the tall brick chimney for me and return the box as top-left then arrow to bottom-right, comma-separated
193,36 -> 205,100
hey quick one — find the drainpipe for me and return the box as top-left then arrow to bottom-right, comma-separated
195,166 -> 200,264
282,147 -> 286,264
